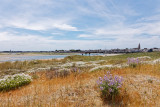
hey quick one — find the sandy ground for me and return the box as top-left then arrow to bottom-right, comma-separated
101,54 -> 123,56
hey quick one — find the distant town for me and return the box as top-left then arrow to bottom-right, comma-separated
0,44 -> 160,54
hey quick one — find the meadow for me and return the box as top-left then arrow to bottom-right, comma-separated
0,52 -> 160,107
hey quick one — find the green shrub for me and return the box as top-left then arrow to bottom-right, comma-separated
0,73 -> 32,91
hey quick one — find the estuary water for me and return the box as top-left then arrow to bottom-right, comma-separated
0,53 -> 106,62
0,55 -> 69,62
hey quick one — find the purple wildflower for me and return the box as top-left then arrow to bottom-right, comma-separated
97,80 -> 100,85
136,58 -> 139,64
117,77 -> 123,84
127,57 -> 141,65
99,77 -> 102,81
115,75 -> 119,81
97,72 -> 123,97
100,86 -> 104,90
109,88 -> 113,92
104,75 -> 107,80
109,80 -> 115,86
117,84 -> 122,88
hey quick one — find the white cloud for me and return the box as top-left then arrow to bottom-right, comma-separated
51,32 -> 63,35
95,27 -> 140,36
76,0 -> 138,23
0,0 -> 78,31
53,24 -> 77,31
77,18 -> 160,49
0,32 -> 11,41
0,32 -> 52,42
78,34 -> 92,38
78,18 -> 160,40
0,30 -> 160,51
0,31 -> 105,50
0,17 -> 77,31
78,25 -> 141,39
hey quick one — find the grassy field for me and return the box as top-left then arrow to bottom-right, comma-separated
64,52 -> 160,61
0,52 -> 160,106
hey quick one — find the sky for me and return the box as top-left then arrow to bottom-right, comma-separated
0,0 -> 160,51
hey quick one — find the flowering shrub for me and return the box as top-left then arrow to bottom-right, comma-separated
0,73 -> 32,91
127,57 -> 140,68
97,71 -> 123,100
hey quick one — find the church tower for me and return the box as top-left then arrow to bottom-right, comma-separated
138,43 -> 141,50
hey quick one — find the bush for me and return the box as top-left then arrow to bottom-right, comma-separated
97,71 -> 123,100
45,68 -> 70,79
0,73 -> 32,91
127,57 -> 140,68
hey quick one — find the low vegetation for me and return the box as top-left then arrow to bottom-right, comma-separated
97,71 -> 123,101
0,52 -> 160,106
0,73 -> 32,91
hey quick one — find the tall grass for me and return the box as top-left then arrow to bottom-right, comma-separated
0,59 -> 64,77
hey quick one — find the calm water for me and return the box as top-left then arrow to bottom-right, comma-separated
0,53 -> 104,62
0,55 -> 69,62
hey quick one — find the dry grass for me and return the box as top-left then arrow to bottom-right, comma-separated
0,63 -> 160,107
0,52 -> 159,77
0,59 -> 65,78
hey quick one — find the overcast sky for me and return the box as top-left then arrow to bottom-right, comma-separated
0,0 -> 160,51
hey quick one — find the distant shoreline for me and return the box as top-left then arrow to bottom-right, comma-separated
101,53 -> 123,56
